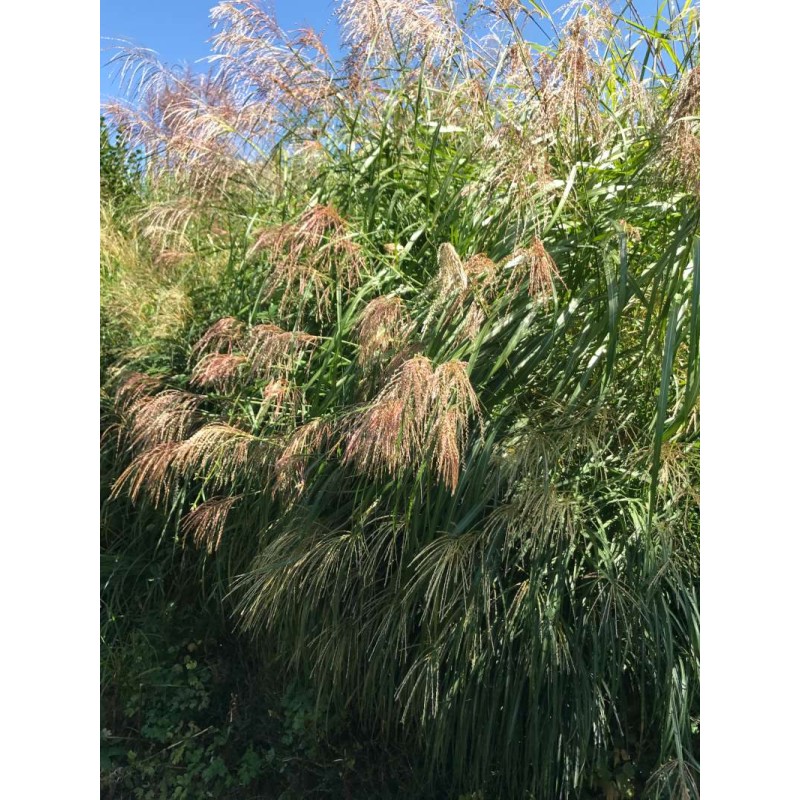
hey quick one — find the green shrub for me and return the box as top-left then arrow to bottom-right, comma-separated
100,116 -> 140,206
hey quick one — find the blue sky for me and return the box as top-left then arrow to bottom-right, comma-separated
101,0 -> 344,101
100,1 -> 668,102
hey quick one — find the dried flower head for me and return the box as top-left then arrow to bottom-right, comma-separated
671,66 -> 700,122
292,207 -> 365,290
500,0 -> 610,140
154,249 -> 191,270
260,378 -> 302,423
253,206 -> 364,320
337,0 -> 459,67
344,356 -> 480,492
505,237 -> 565,299
437,243 -> 469,295
175,423 -> 255,487
492,0 -> 525,13
274,417 -> 333,497
357,296 -> 409,368
670,124 -> 700,192
431,360 -> 482,433
431,406 -> 462,493
192,317 -> 247,358
128,390 -> 202,450
618,219 -> 642,243
325,237 -> 365,291
266,258 -> 329,320
461,301 -> 487,343
247,324 -> 318,378
210,1 -> 335,118
658,67 -> 700,193
423,242 -> 471,334
624,77 -> 657,129
463,254 -> 497,284
429,361 -> 482,491
294,205 -> 346,249
111,441 -> 182,507
481,119 -> 554,208
190,352 -> 248,392
181,495 -> 240,553
104,56 -> 246,198
114,372 -> 163,414
463,253 -> 501,310
248,224 -> 294,260
344,356 -> 434,477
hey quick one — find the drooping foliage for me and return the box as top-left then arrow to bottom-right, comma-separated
101,2 -> 699,797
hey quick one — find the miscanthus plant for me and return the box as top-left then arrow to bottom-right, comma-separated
101,1 -> 699,797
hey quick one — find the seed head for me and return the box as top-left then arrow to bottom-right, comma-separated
247,324 -> 318,378
253,206 -> 363,321
344,356 -> 480,492
181,495 -> 240,553
110,441 -> 182,507
505,237 -> 565,300
337,0 -> 459,66
357,296 -> 409,368
128,389 -> 202,450
113,372 -> 163,415
192,317 -> 246,359
260,378 -> 301,423
274,418 -> 333,497
190,352 -> 247,392
174,423 -> 255,488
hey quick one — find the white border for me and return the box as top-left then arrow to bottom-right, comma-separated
5,0 -> 99,795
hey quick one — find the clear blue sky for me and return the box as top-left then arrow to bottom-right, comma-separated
100,1 -> 668,102
101,0 -> 343,101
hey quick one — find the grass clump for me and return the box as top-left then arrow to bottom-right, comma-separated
101,2 -> 700,798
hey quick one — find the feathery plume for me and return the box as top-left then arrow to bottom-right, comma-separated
181,495 -> 240,553
437,243 -> 469,295
114,372 -> 163,414
248,223 -> 294,259
344,356 -> 434,477
104,60 -> 246,195
175,423 -> 256,487
463,253 -> 498,285
431,406 -> 462,493
274,418 -> 333,497
423,243 -> 469,333
430,361 -> 483,490
110,441 -> 182,506
357,296 -> 409,368
192,317 -> 247,358
671,65 -> 700,123
265,259 -> 329,320
247,324 -> 318,378
460,253 -> 500,340
253,206 -> 364,320
618,219 -> 642,243
344,356 -> 480,491
293,206 -> 365,290
128,389 -> 202,450
153,249 -> 191,270
260,378 -> 302,423
337,0 -> 460,66
461,302 -> 487,342
505,237 -> 565,300
190,352 -> 248,392
210,1 -> 335,118
661,67 -> 700,192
